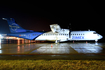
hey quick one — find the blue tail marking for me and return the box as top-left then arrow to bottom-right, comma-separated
2,18 -> 45,40
2,18 -> 30,33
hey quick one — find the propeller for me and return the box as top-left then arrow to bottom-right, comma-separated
68,23 -> 72,38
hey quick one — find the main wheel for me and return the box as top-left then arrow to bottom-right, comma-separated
55,40 -> 60,44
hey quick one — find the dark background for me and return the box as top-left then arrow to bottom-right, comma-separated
0,1 -> 104,42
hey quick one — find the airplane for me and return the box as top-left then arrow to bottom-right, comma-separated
2,18 -> 103,43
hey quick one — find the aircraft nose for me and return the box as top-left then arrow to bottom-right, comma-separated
99,35 -> 103,39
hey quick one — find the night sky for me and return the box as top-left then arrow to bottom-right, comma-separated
0,1 -> 105,41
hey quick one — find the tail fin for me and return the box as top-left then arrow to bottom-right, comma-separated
2,18 -> 27,33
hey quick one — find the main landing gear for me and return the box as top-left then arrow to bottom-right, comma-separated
55,40 -> 60,44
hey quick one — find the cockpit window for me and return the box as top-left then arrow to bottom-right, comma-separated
93,32 -> 97,34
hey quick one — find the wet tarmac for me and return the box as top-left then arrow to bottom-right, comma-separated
0,42 -> 105,60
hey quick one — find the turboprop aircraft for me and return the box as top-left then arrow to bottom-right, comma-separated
2,18 -> 103,43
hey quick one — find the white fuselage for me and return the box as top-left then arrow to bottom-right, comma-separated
35,30 -> 103,42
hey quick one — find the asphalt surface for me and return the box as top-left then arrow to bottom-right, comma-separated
0,42 -> 105,60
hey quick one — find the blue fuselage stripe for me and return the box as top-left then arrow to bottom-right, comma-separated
7,32 -> 45,40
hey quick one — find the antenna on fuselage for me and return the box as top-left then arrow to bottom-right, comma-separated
88,29 -> 90,31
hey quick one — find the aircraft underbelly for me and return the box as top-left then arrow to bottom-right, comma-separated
35,35 -> 68,41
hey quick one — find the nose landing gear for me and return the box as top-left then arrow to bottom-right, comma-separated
95,39 -> 98,45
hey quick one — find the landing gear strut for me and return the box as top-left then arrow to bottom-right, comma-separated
95,39 -> 98,45
95,39 -> 98,43
55,40 -> 60,44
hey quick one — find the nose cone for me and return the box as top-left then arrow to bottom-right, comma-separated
99,35 -> 103,39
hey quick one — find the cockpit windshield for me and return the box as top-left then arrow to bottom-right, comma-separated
93,32 -> 97,34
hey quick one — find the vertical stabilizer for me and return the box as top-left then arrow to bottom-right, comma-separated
2,18 -> 27,33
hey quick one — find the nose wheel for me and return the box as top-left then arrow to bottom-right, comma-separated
95,39 -> 98,43
95,39 -> 98,45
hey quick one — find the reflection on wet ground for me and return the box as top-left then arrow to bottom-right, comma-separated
0,42 -> 104,54
0,42 -> 105,59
